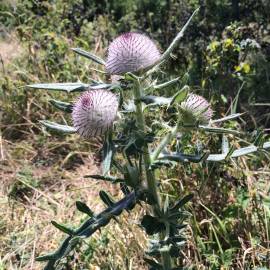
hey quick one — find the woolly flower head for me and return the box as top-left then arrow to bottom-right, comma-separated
180,94 -> 213,125
72,90 -> 118,138
106,32 -> 161,75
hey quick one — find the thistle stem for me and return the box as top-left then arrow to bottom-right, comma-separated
133,78 -> 172,270
151,124 -> 179,162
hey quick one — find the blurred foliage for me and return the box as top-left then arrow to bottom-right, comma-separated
1,0 -> 270,269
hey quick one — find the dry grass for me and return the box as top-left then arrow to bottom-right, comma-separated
0,32 -> 23,66
0,137 -> 148,269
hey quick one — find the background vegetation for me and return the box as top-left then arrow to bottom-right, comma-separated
1,0 -> 270,269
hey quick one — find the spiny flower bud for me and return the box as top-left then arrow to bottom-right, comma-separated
106,32 -> 161,75
180,93 -> 213,125
72,90 -> 118,138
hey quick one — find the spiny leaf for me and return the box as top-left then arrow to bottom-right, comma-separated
170,194 -> 194,212
84,174 -> 124,183
159,152 -> 209,163
169,85 -> 189,106
38,192 -> 139,268
163,194 -> 170,214
36,253 -> 57,262
124,165 -> 140,187
49,99 -> 73,113
90,83 -> 113,90
51,221 -> 74,235
27,82 -> 89,92
153,77 -> 180,90
141,95 -> 171,105
160,8 -> 200,62
198,125 -> 242,135
263,141 -> 270,149
225,146 -> 235,161
231,145 -> 259,157
222,135 -> 229,154
99,190 -> 116,207
76,201 -> 94,217
102,132 -> 115,175
71,48 -> 106,65
40,120 -> 76,134
207,142 -> 270,161
120,183 -> 131,195
210,113 -> 244,124
141,215 -> 165,235
206,153 -> 226,162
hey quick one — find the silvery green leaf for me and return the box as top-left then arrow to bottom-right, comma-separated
207,142 -> 270,161
71,48 -> 106,65
210,113 -> 244,124
263,142 -> 270,149
169,85 -> 189,106
91,83 -> 113,90
231,145 -> 258,157
199,125 -> 242,135
163,195 -> 170,215
125,72 -> 141,81
159,152 -> 209,163
207,146 -> 255,161
122,99 -> 136,112
49,99 -> 73,113
153,77 -> 180,90
222,135 -> 229,154
102,133 -> 115,175
27,82 -> 89,92
141,95 -> 171,105
221,135 -> 235,161
40,120 -> 76,133
207,153 -> 227,162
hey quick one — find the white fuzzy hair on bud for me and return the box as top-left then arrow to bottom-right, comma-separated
180,93 -> 213,124
106,32 -> 161,75
72,89 -> 118,138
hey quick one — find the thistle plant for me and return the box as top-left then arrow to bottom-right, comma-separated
27,8 -> 270,270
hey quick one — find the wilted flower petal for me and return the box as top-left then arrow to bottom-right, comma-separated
72,90 -> 118,138
180,93 -> 213,124
106,32 -> 161,75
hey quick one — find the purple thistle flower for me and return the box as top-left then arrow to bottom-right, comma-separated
106,32 -> 161,75
72,90 -> 118,138
180,94 -> 213,124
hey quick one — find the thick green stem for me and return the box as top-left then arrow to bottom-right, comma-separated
151,124 -> 179,162
133,79 -> 172,270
